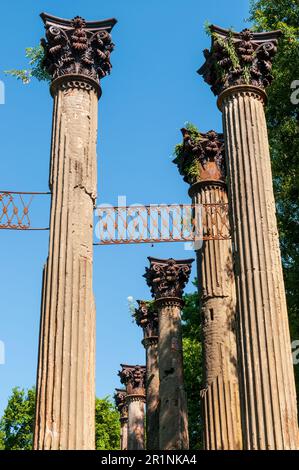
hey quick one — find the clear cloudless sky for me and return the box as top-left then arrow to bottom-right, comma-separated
0,0 -> 251,415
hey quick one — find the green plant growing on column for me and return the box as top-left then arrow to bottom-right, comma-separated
5,46 -> 51,84
204,24 -> 256,86
173,123 -> 204,185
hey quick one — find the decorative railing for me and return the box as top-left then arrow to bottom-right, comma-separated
0,191 -> 50,230
94,204 -> 230,245
0,195 -> 231,243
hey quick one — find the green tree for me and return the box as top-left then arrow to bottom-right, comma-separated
250,0 -> 299,402
95,397 -> 120,450
182,282 -> 202,449
0,388 -> 120,450
0,430 -> 5,450
5,46 -> 51,84
0,387 -> 35,450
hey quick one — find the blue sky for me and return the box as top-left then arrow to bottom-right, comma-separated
0,0 -> 251,415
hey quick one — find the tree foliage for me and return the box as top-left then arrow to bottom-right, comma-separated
95,397 -> 120,450
250,0 -> 299,401
182,281 -> 202,449
5,46 -> 51,84
0,387 -> 35,450
0,388 -> 120,450
173,123 -> 204,184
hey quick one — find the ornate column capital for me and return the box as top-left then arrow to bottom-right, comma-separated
144,257 -> 193,304
114,389 -> 128,421
40,13 -> 117,96
198,26 -> 281,101
134,300 -> 159,340
118,365 -> 146,399
173,127 -> 226,190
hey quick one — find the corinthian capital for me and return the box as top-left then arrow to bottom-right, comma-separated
135,300 -> 158,338
40,13 -> 116,85
114,389 -> 127,411
198,26 -> 281,96
173,127 -> 225,185
144,257 -> 193,300
118,365 -> 146,396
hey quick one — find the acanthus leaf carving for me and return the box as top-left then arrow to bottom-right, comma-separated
114,389 -> 127,413
118,365 -> 146,395
135,300 -> 159,338
40,13 -> 116,84
174,127 -> 226,185
198,26 -> 281,96
144,257 -> 193,300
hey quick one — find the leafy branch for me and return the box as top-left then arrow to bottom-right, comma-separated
204,23 -> 255,85
5,46 -> 51,84
173,123 -> 204,185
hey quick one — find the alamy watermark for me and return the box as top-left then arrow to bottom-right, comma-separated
290,80 -> 299,105
0,340 -> 5,365
94,195 -> 204,251
292,340 -> 299,365
0,80 -> 5,104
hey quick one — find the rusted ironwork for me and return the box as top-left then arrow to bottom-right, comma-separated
0,191 -> 50,230
94,203 -> 230,245
41,13 -> 117,85
198,26 -> 281,96
0,195 -> 230,241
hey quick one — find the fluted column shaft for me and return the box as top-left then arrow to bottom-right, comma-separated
220,85 -> 299,449
34,78 -> 99,449
143,337 -> 159,450
144,258 -> 193,450
114,389 -> 128,450
135,301 -> 159,450
157,298 -> 189,450
127,396 -> 145,450
120,415 -> 128,450
191,182 -> 242,449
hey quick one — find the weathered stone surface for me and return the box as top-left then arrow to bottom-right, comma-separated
135,301 -> 159,450
175,127 -> 242,449
34,78 -> 98,450
192,185 -> 242,450
174,129 -> 242,450
199,27 -> 299,449
114,389 -> 128,450
119,365 -> 146,450
34,13 -> 116,451
145,258 -> 193,450
220,87 -> 299,449
126,396 -> 145,451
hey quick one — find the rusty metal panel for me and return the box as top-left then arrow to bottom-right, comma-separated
94,203 -> 230,245
0,191 -> 50,230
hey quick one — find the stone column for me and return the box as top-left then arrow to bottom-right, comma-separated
199,26 -> 299,449
119,365 -> 146,450
34,14 -> 116,450
114,389 -> 129,450
135,300 -> 159,449
173,128 -> 242,449
144,258 -> 193,450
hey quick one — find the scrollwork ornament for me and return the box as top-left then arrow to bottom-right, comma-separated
41,13 -> 116,85
198,26 -> 281,96
144,258 -> 193,300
